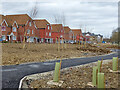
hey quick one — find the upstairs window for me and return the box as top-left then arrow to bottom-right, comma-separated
27,29 -> 30,34
13,27 -> 16,32
2,26 -> 6,31
29,22 -> 31,26
48,26 -> 49,30
51,26 -> 52,30
32,30 -> 34,34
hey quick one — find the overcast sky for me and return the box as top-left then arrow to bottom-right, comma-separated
0,0 -> 118,38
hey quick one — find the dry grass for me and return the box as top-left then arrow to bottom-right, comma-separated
2,43 -> 111,65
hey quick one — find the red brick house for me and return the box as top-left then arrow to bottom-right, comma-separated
33,19 -> 52,43
51,24 -> 64,43
64,26 -> 73,43
0,14 -> 37,42
72,29 -> 83,43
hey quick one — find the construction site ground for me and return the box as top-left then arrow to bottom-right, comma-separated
28,60 -> 119,88
2,43 -> 118,65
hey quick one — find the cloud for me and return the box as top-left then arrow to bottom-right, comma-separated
0,1 -> 118,38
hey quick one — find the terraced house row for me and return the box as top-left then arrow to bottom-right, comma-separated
0,14 -> 102,43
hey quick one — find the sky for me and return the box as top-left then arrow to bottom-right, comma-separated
0,0 -> 118,38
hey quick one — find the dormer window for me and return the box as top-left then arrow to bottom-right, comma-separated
29,22 -> 31,26
2,26 -> 6,31
13,27 -> 16,32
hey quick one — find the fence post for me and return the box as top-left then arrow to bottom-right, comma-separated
53,62 -> 60,82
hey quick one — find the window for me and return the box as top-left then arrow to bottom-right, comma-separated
30,37 -> 34,42
2,26 -> 6,31
60,35 -> 63,38
13,27 -> 16,32
51,26 -> 52,30
46,32 -> 48,36
29,22 -> 31,26
49,32 -> 51,36
32,30 -> 34,34
13,36 -> 16,40
41,38 -> 44,42
27,29 -> 30,34
2,35 -> 6,40
48,26 -> 49,30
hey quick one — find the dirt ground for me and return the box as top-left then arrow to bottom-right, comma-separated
2,43 -> 111,65
29,61 -> 119,88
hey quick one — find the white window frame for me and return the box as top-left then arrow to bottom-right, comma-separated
41,38 -> 44,42
13,35 -> 16,40
32,30 -> 34,34
48,26 -> 49,30
49,32 -> 51,36
13,27 -> 16,32
2,35 -> 6,40
29,22 -> 31,26
27,29 -> 30,34
2,26 -> 6,31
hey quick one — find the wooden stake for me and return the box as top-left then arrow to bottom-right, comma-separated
23,31 -> 27,49
100,59 -> 103,72
57,37 -> 60,51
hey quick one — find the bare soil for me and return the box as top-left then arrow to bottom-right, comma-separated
2,43 -> 111,65
29,61 -> 119,88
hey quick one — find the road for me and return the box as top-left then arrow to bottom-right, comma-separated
1,50 -> 119,89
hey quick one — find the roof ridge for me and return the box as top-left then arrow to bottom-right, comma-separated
6,14 -> 28,16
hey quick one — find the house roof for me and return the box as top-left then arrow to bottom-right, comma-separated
33,19 -> 50,29
64,26 -> 71,34
51,24 -> 63,32
0,14 -> 5,24
72,29 -> 82,36
4,14 -> 32,26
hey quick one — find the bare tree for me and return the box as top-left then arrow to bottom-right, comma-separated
30,1 -> 39,19
23,1 -> 39,49
110,28 -> 119,43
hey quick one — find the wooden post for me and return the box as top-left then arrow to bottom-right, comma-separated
64,41 -> 67,49
57,37 -> 60,51
100,59 -> 103,72
53,62 -> 60,82
56,38 -> 57,44
23,31 -> 27,49
62,38 -> 63,50
85,39 -> 86,48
